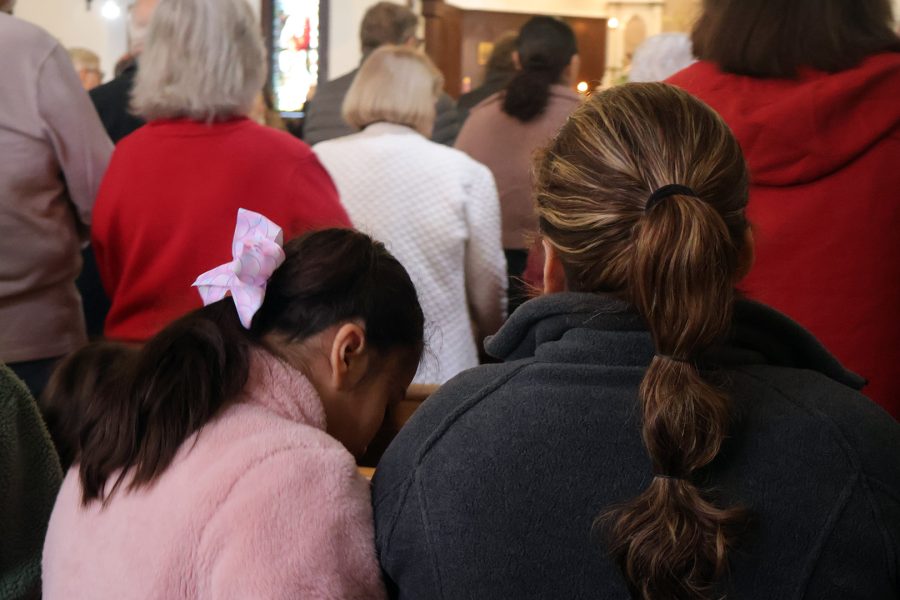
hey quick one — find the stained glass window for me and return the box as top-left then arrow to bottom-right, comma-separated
272,0 -> 322,114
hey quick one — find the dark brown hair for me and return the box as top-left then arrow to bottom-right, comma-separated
535,83 -> 750,599
503,16 -> 578,122
487,31 -> 518,74
692,0 -> 900,77
41,342 -> 136,471
67,229 -> 424,504
360,1 -> 418,56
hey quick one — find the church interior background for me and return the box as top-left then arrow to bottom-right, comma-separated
15,0 -> 900,115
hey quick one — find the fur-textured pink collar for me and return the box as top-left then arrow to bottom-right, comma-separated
241,348 -> 327,431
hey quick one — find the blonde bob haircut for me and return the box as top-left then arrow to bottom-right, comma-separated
343,45 -> 444,137
131,0 -> 265,122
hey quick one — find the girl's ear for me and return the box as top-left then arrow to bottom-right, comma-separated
543,240 -> 567,294
328,322 -> 369,391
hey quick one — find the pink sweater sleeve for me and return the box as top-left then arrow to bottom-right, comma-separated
198,446 -> 386,599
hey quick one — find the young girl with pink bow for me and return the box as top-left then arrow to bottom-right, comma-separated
41,210 -> 423,599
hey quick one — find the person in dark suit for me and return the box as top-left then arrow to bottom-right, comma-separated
89,0 -> 158,144
303,2 -> 459,146
89,58 -> 142,144
80,2 -> 158,338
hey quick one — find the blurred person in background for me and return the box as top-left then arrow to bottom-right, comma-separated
456,31 -> 517,124
628,32 -> 695,82
0,1 -> 112,397
456,17 -> 580,313
303,1 -> 459,146
314,46 -> 506,384
90,0 -> 158,143
669,0 -> 900,418
91,0 -> 349,344
68,47 -> 103,90
78,0 -> 160,340
249,87 -> 288,131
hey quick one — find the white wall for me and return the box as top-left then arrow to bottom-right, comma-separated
448,0 -> 605,18
14,0 -> 261,84
14,0 -> 128,83
325,0 -> 611,80
327,0 -> 378,79
17,0 -> 898,89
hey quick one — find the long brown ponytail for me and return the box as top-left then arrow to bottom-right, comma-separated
535,83 -> 750,599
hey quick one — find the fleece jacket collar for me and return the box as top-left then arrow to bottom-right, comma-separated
486,292 -> 865,390
240,348 -> 327,431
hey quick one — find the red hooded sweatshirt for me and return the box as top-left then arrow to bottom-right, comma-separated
669,53 -> 900,418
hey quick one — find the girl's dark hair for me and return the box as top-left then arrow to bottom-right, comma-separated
535,83 -> 750,599
692,0 -> 900,78
72,228 -> 424,504
502,16 -> 577,122
41,342 -> 136,471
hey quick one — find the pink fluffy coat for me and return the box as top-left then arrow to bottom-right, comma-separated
42,350 -> 386,599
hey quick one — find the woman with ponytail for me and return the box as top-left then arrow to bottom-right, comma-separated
373,84 -> 900,599
456,16 -> 580,312
42,212 -> 424,599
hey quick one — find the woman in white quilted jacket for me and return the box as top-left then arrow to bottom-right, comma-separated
314,45 -> 507,384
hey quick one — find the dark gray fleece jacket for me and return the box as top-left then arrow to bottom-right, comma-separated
373,292 -> 900,600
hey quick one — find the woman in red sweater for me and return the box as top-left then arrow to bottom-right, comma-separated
669,0 -> 900,418
91,0 -> 350,342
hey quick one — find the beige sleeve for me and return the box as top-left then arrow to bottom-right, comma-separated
37,43 -> 113,227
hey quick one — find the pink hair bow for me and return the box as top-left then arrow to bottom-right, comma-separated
192,208 -> 286,329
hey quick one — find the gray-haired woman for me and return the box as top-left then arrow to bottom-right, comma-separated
90,0 -> 351,344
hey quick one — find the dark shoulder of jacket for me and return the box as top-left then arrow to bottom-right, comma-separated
89,68 -> 134,110
302,71 -> 357,145
373,361 -> 529,501
761,367 -> 900,599
431,92 -> 460,146
738,364 -> 900,508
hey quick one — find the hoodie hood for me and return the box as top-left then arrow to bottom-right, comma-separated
668,53 -> 900,186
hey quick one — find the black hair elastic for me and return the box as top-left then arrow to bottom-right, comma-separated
645,184 -> 698,212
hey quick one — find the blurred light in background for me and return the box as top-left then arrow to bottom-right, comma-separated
100,0 -> 121,20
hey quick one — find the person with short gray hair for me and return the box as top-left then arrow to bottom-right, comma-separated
303,1 -> 459,145
129,0 -> 265,121
90,0 -> 350,344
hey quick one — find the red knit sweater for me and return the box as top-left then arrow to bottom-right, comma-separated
92,118 -> 350,342
669,54 -> 900,418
